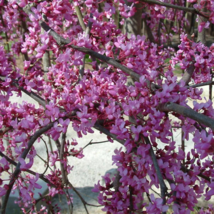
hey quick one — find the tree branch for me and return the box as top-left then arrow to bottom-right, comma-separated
144,136 -> 167,213
140,0 -> 208,19
94,121 -> 125,145
179,63 -> 194,85
74,6 -> 86,31
158,102 -> 214,131
40,21 -> 160,91
189,80 -> 214,88
0,123 -> 54,214
0,151 -> 52,186
1,111 -> 77,214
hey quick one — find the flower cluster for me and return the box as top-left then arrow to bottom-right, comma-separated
0,0 -> 214,213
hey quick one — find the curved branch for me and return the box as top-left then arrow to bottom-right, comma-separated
94,121 -> 125,145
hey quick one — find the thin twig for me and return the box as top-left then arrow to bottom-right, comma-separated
71,140 -> 109,156
67,182 -> 101,209
40,137 -> 50,175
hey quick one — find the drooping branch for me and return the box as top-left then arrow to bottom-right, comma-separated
140,0 -> 208,19
144,136 -> 167,212
40,21 -> 140,80
59,132 -> 67,185
158,102 -> 214,131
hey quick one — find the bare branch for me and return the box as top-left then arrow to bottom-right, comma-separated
67,181 -> 102,214
71,139 -> 109,156
40,137 -> 50,175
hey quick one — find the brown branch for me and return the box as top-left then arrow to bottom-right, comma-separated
158,102 -> 214,131
140,0 -> 208,19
